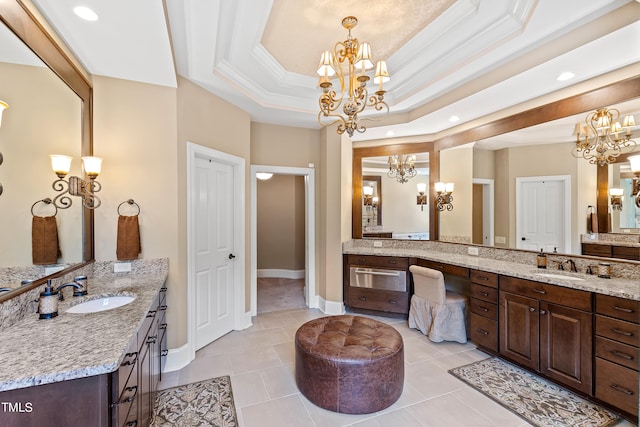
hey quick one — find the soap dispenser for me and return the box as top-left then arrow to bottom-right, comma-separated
536,249 -> 547,269
38,279 -> 59,319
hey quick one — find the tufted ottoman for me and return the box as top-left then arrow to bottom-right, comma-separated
295,315 -> 404,414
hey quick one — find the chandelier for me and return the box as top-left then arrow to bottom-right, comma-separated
388,154 -> 416,183
571,107 -> 636,166
316,16 -> 390,137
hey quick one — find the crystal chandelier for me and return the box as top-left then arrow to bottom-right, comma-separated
387,154 -> 416,183
572,107 -> 636,166
316,16 -> 390,137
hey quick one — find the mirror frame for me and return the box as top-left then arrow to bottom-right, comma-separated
351,76 -> 640,242
0,1 -> 94,303
353,142 -> 437,239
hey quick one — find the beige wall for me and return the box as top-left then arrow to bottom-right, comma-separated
0,62 -> 82,268
440,145 -> 473,240
257,175 -> 305,271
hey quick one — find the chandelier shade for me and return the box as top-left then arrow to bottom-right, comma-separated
316,16 -> 390,137
571,107 -> 637,166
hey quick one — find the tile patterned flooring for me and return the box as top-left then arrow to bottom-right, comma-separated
159,308 -> 636,427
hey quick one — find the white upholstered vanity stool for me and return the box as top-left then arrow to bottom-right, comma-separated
408,265 -> 468,343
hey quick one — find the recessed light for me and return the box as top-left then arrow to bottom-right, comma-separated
556,72 -> 575,82
449,115 -> 460,122
256,172 -> 273,180
73,6 -> 99,21
385,130 -> 395,137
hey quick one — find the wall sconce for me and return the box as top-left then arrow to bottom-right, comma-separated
435,182 -> 454,211
416,182 -> 427,211
630,155 -> 640,208
363,185 -> 374,207
609,188 -> 623,210
50,154 -> 102,209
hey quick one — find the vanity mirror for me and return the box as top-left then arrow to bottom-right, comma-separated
0,1 -> 93,302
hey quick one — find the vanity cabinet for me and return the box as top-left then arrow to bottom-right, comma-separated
499,276 -> 592,394
594,294 -> 639,417
469,270 -> 499,352
343,254 -> 410,316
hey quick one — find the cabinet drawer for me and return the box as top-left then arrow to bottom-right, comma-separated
470,270 -> 498,288
417,259 -> 469,278
470,297 -> 498,320
582,243 -> 612,257
470,284 -> 498,304
595,294 -> 640,324
595,336 -> 639,371
499,276 -> 591,311
116,340 -> 138,399
348,287 -> 409,314
595,357 -> 639,416
114,383 -> 138,427
595,315 -> 639,347
347,254 -> 408,269
470,312 -> 498,351
612,245 -> 640,261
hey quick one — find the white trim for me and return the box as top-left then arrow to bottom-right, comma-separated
163,344 -> 191,373
472,178 -> 495,246
515,175 -> 571,253
250,165 -> 317,316
318,297 -> 345,315
187,142 -> 246,364
257,269 -> 306,279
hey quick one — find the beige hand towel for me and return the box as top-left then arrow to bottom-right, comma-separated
117,215 -> 141,260
32,216 -> 61,265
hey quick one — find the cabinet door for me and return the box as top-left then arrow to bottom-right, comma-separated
500,291 -> 539,370
539,302 -> 592,394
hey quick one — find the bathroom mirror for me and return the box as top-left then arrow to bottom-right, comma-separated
608,152 -> 640,232
362,175 -> 382,229
351,76 -> 640,252
0,1 -> 93,302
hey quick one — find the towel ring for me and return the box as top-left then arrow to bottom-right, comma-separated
31,198 -> 58,217
118,199 -> 141,216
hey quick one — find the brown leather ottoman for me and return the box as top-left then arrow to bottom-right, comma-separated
295,315 -> 404,414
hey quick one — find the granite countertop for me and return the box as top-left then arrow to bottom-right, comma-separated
343,246 -> 640,301
0,266 -> 167,392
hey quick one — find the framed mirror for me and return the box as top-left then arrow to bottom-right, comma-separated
0,1 -> 93,303
362,175 -> 382,230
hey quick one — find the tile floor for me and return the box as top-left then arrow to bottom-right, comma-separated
159,308 -> 636,427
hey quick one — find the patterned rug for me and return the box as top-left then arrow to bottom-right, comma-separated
151,376 -> 238,427
449,358 -> 620,427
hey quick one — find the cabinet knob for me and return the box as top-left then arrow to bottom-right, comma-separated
478,306 -> 489,312
529,307 -> 536,312
539,309 -> 547,315
358,296 -> 366,301
478,292 -> 489,297
388,300 -> 397,304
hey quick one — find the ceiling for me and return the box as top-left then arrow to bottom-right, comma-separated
24,0 -> 640,143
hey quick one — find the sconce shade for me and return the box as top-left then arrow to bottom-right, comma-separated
630,155 -> 640,173
82,156 -> 102,178
416,182 -> 427,194
50,154 -> 73,177
363,185 -> 374,196
435,182 -> 445,193
445,182 -> 454,193
609,188 -> 624,197
256,172 -> 273,180
0,100 -> 8,127
372,196 -> 378,205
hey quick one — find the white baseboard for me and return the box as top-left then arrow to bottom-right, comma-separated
238,311 -> 253,330
319,296 -> 345,315
257,269 -> 305,279
163,343 -> 191,373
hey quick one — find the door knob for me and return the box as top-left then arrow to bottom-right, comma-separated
228,253 -> 236,260
521,237 -> 526,241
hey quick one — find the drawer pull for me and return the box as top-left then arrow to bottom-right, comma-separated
121,352 -> 137,366
126,421 -> 138,427
611,328 -> 633,337
478,292 -> 489,297
121,385 -> 138,403
611,305 -> 634,313
160,287 -> 167,292
477,276 -> 489,281
388,300 -> 397,304
354,269 -> 400,277
387,260 -> 397,264
147,310 -> 157,318
611,350 -> 634,360
359,296 -> 367,301
159,305 -> 168,311
531,289 -> 546,295
476,329 -> 489,335
477,306 -> 489,312
610,384 -> 634,396
161,349 -> 169,357
159,323 -> 168,330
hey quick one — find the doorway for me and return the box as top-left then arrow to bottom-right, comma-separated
516,175 -> 571,253
250,165 -> 317,315
187,142 -> 245,357
472,178 -> 494,246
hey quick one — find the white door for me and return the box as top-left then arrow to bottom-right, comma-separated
516,177 -> 568,253
194,155 -> 235,349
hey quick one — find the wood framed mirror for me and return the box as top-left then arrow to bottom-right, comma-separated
0,1 -> 93,303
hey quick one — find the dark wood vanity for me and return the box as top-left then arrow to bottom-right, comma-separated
342,251 -> 639,420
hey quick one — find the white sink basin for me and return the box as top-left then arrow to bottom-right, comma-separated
66,295 -> 136,313
533,273 -> 585,281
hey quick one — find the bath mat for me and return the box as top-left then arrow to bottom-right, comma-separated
449,358 -> 620,427
151,376 -> 238,427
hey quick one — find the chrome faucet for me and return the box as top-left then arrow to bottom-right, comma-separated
55,282 -> 84,300
563,259 -> 577,273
